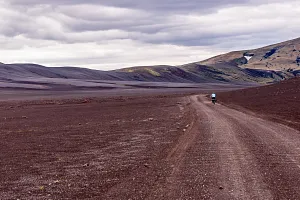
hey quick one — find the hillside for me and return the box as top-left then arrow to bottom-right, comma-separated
116,63 -> 288,84
0,63 -> 125,80
218,77 -> 300,130
180,62 -> 284,84
200,37 -> 300,71
1,37 -> 300,90
1,62 -> 283,87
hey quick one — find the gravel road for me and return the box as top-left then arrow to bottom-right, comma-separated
161,95 -> 300,199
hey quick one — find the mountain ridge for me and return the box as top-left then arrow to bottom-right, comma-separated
200,37 -> 300,71
1,37 -> 300,89
0,62 -> 286,85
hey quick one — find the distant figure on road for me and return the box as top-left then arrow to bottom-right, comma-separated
211,93 -> 216,104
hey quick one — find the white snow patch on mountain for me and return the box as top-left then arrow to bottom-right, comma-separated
244,56 -> 253,61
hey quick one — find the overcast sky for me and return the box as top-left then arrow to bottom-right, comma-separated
0,0 -> 300,70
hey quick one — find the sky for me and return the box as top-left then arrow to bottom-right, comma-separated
0,0 -> 300,70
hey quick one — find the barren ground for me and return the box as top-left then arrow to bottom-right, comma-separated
1,89 -> 300,199
218,77 -> 300,130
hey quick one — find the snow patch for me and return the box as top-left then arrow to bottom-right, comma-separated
244,56 -> 252,61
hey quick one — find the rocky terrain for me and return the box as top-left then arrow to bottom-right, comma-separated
1,91 -> 300,199
218,77 -> 300,130
0,94 -> 193,199
200,37 -> 300,72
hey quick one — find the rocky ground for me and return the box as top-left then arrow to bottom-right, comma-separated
0,94 -> 193,199
218,77 -> 300,130
1,81 -> 300,199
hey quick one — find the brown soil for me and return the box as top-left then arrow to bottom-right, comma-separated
218,77 -> 300,130
1,92 -> 300,199
0,94 -> 193,199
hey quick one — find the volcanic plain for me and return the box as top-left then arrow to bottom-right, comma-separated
1,78 -> 300,199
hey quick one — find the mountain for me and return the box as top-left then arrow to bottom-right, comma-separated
1,63 -> 282,85
200,37 -> 300,71
118,64 -> 285,84
0,63 -> 126,80
1,37 -> 300,90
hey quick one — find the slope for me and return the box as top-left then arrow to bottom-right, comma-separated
2,37 -> 300,87
1,63 -> 279,85
218,77 -> 300,130
200,37 -> 300,71
116,64 -> 286,84
0,63 -> 125,80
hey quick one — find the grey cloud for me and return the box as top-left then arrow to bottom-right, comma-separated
9,0 -> 296,13
9,0 -> 249,11
1,0 -> 300,70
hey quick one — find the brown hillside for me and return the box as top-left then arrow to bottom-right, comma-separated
200,37 -> 300,71
218,77 -> 300,130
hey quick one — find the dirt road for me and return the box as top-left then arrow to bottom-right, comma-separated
161,95 -> 300,199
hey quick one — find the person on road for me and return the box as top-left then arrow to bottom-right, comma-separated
211,92 -> 216,104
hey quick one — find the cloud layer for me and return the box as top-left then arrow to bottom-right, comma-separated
1,0 -> 300,70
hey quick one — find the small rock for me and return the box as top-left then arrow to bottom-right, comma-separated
78,123 -> 82,125
144,163 -> 150,168
183,129 -> 187,132
148,118 -> 154,121
83,163 -> 89,167
82,99 -> 89,103
22,116 -> 28,119
39,186 -> 45,190
219,186 -> 224,190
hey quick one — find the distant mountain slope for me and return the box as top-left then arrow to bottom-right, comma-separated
0,63 -> 225,83
116,64 -> 285,84
180,62 -> 285,84
117,65 -> 213,83
200,37 -> 300,71
1,37 -> 300,87
0,63 -> 126,80
0,62 -> 294,87
0,63 -> 206,83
